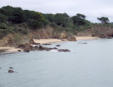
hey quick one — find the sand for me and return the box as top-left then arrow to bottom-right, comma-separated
33,39 -> 65,44
0,47 -> 22,54
76,36 -> 99,40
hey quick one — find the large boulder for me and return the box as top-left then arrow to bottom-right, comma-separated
18,43 -> 32,52
67,36 -> 76,41
29,38 -> 35,44
59,32 -> 67,39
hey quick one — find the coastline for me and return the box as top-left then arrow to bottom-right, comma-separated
0,47 -> 22,54
0,39 -> 66,54
0,36 -> 98,54
76,36 -> 99,40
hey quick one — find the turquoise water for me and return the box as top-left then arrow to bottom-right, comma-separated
0,39 -> 113,87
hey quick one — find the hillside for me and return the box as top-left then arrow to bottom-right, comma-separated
0,6 -> 113,47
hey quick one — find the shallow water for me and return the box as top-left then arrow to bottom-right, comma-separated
0,39 -> 113,87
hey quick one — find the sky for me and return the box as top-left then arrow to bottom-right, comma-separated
0,0 -> 113,22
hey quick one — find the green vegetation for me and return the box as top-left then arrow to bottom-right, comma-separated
97,17 -> 109,24
0,5 -> 113,40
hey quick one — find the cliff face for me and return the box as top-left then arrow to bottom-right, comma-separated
0,26 -> 76,46
91,25 -> 113,38
75,25 -> 113,38
0,34 -> 31,46
31,26 -> 54,39
30,26 -> 76,40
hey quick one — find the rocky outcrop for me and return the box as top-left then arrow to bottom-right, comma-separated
8,69 -> 14,73
59,32 -> 68,39
18,42 -> 71,53
67,36 -> 76,41
29,38 -> 35,44
8,67 -> 14,73
18,43 -> 32,52
38,45 -> 58,51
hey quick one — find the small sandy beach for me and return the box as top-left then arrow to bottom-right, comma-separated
33,39 -> 66,44
76,36 -> 99,40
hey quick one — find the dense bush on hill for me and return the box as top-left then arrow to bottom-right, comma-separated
0,5 -> 112,40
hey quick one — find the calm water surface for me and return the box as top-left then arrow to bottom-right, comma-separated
0,39 -> 113,87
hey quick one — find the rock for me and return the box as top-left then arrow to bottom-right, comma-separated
29,38 -> 41,45
43,43 -> 51,45
59,32 -> 67,39
18,44 -> 25,48
81,42 -> 87,44
38,45 -> 58,51
38,45 -> 44,50
56,45 -> 60,47
8,67 -> 14,73
24,49 -> 30,52
18,43 -> 32,52
99,34 -> 106,38
67,36 -> 76,41
9,67 -> 13,69
29,38 -> 35,44
34,43 -> 40,45
18,50 -> 21,52
32,45 -> 39,50
8,69 -> 14,73
58,49 -> 70,52
38,45 -> 49,51
92,34 -> 96,37
52,47 -> 58,50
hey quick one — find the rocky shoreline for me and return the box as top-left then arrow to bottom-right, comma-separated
0,36 -> 98,54
0,39 -> 71,54
17,38 -> 72,53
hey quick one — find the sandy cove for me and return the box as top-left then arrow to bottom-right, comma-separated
0,36 -> 98,54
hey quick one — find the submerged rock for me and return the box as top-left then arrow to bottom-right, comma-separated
38,45 -> 45,50
81,42 -> 87,44
8,69 -> 14,73
52,47 -> 58,49
56,45 -> 60,47
38,45 -> 58,51
58,49 -> 70,52
43,43 -> 51,45
17,42 -> 70,53
24,49 -> 30,52
38,45 -> 51,51
9,67 -> 13,69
